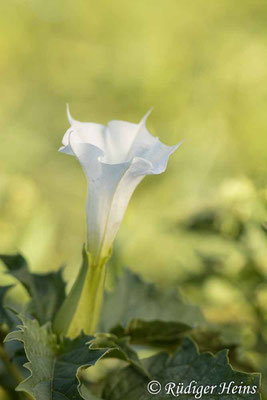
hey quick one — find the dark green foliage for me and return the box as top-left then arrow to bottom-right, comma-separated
102,338 -> 260,400
5,315 -> 108,400
0,285 -> 13,327
99,269 -> 204,345
0,254 -> 66,324
0,254 -> 263,400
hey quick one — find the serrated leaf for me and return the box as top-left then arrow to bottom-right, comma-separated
0,253 -> 66,324
99,269 -> 204,345
102,338 -> 261,400
4,315 -> 109,400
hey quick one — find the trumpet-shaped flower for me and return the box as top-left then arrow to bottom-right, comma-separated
59,107 -> 182,264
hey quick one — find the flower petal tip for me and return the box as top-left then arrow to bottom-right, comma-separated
66,104 -> 76,125
174,139 -> 185,151
140,108 -> 153,125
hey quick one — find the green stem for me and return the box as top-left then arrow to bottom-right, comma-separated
69,259 -> 106,337
53,247 -> 107,337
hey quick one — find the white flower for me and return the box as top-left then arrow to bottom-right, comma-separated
59,107 -> 182,264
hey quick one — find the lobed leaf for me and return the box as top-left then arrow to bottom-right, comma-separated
99,269 -> 204,345
102,338 -> 261,400
4,315 -> 108,400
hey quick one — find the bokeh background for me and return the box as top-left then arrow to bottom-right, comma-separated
1,0 -> 267,395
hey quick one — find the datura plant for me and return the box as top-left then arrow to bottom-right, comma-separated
0,110 -> 262,400
54,108 -> 182,337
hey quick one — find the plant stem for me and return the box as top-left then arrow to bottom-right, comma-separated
68,259 -> 106,337
53,248 -> 107,338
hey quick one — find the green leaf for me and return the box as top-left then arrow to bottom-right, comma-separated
0,285 -> 13,326
90,333 -> 149,377
0,285 -> 23,398
111,320 -> 192,347
102,338 -> 261,400
99,269 -> 204,345
4,315 -> 109,400
0,253 -> 66,324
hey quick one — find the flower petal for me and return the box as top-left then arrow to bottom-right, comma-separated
66,136 -> 129,258
59,109 -> 182,261
103,120 -> 139,163
97,157 -> 153,261
61,106 -> 107,154
101,111 -> 157,164
67,133 -> 154,261
144,140 -> 183,175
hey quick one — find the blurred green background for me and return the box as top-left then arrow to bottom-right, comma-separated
1,0 -> 267,394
